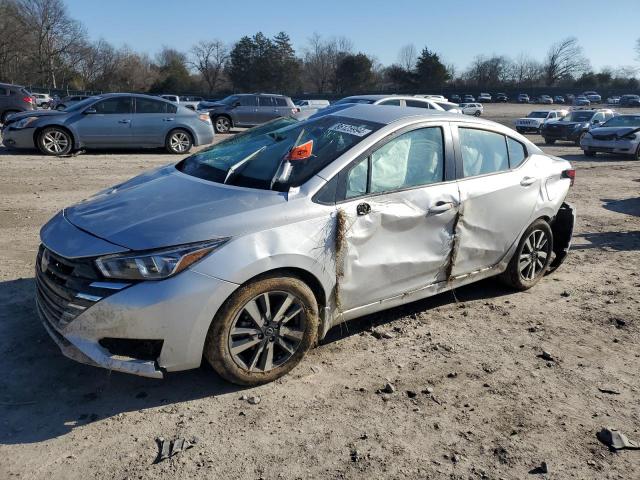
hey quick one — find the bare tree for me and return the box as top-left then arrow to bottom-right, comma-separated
302,33 -> 354,93
190,40 -> 228,94
543,37 -> 589,86
509,53 -> 542,86
397,44 -> 417,72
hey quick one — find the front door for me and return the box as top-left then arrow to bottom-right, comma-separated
450,125 -> 540,276
233,96 -> 259,126
74,97 -> 133,146
336,124 -> 460,311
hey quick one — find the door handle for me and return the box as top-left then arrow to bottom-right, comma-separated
428,201 -> 454,214
118,119 -> 130,124
356,202 -> 371,216
520,176 -> 536,186
162,117 -> 175,122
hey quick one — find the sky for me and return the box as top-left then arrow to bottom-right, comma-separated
65,0 -> 640,72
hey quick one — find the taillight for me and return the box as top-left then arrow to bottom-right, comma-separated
23,96 -> 34,104
561,169 -> 575,186
291,108 -> 297,114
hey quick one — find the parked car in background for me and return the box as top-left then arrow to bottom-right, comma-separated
573,95 -> 590,106
517,94 -> 530,103
34,103 -> 576,384
540,109 -> 616,145
536,95 -> 553,104
52,95 -> 93,111
583,91 -> 601,103
334,95 -> 446,111
1,93 -> 214,155
201,93 -> 297,133
477,93 -> 492,103
580,113 -> 640,159
515,110 -> 568,133
450,94 -> 461,103
554,96 -> 566,104
0,82 -> 36,123
495,93 -> 508,102
460,103 -> 483,116
294,99 -> 330,111
619,94 -> 640,107
414,94 -> 448,102
463,94 -> 475,102
433,101 -> 462,114
606,96 -> 621,105
565,94 -> 575,104
160,95 -> 203,111
33,93 -> 52,109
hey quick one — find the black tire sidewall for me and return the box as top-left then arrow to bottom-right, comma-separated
166,129 -> 192,154
204,275 -> 319,386
502,219 -> 553,291
37,127 -> 72,156
214,116 -> 230,133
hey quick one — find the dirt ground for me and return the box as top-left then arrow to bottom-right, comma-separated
0,103 -> 638,479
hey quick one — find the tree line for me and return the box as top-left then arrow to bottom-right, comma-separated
1,0 -> 638,97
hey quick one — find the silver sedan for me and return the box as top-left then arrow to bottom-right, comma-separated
36,105 -> 576,385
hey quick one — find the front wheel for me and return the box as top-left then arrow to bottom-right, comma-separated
576,132 -> 587,146
165,129 -> 192,154
500,219 -> 553,291
204,275 -> 319,385
213,116 -> 231,134
584,149 -> 596,157
37,127 -> 73,156
543,137 -> 555,145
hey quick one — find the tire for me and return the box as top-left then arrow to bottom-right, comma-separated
37,127 -> 73,156
213,115 -> 231,134
500,219 -> 553,291
634,144 -> 640,161
165,129 -> 193,154
584,149 -> 596,157
576,132 -> 587,146
544,137 -> 555,145
474,110 -> 481,117
55,104 -> 65,111
204,275 -> 319,386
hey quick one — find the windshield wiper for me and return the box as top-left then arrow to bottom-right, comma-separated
223,146 -> 267,184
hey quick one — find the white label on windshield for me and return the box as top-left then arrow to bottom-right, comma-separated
328,123 -> 372,137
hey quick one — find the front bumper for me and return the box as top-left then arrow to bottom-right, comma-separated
515,122 -> 543,132
1,126 -> 36,149
580,136 -> 638,154
541,127 -> 582,141
37,247 -> 239,378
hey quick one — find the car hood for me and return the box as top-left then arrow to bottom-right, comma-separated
64,165 -> 293,251
5,110 -> 65,123
589,126 -> 640,138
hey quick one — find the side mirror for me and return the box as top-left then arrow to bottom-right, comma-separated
83,107 -> 97,114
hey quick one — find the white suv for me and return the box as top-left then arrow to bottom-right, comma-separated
515,110 -> 569,134
460,103 -> 483,116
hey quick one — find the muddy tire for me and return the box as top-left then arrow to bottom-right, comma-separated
37,127 -> 73,156
500,219 -> 553,291
204,275 -> 319,386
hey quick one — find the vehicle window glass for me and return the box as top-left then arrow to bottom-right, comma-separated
258,96 -> 273,107
93,97 -> 132,114
379,99 -> 401,106
0,87 -> 7,95
369,127 -> 444,193
405,99 -> 430,109
459,128 -> 509,177
274,97 -> 287,106
507,137 -> 526,168
593,113 -> 605,122
167,103 -> 177,114
136,98 -> 167,114
346,157 -> 368,199
239,96 -> 257,107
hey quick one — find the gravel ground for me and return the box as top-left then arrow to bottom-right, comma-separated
1,103 -> 639,479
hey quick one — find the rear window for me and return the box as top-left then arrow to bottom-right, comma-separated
602,115 -> 640,127
334,97 -> 375,105
528,112 -> 549,118
177,115 -> 382,191
562,111 -> 594,122
274,97 -> 287,106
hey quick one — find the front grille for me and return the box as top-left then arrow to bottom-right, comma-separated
593,134 -> 616,141
35,245 -> 119,330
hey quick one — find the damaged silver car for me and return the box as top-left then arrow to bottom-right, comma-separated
36,105 -> 576,385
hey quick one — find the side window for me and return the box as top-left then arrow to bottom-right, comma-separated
379,99 -> 401,106
93,97 -> 132,114
459,128 -> 509,177
345,127 -> 444,198
592,112 -> 605,123
258,96 -> 273,107
167,103 -> 177,114
274,97 -> 287,106
239,96 -> 258,107
405,99 -> 430,109
135,98 -> 167,114
506,137 -> 527,168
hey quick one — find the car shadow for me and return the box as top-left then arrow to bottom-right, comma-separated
601,197 -> 640,217
573,230 -> 640,252
0,277 -> 243,445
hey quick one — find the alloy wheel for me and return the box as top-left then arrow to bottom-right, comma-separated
42,130 -> 69,154
228,291 -> 306,372
169,132 -> 190,153
215,117 -> 230,133
518,229 -> 549,281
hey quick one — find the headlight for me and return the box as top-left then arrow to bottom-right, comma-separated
13,117 -> 38,129
95,239 -> 229,280
622,133 -> 637,140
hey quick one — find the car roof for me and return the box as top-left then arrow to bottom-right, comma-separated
326,103 -> 489,126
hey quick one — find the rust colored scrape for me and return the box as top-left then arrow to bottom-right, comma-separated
334,208 -> 348,310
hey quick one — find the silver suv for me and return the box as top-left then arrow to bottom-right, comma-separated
202,94 -> 297,133
37,105 -> 575,385
0,83 -> 35,123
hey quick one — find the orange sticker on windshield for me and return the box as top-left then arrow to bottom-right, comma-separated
288,140 -> 313,161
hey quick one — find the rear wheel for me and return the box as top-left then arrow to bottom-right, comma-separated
165,129 -> 192,154
501,219 -> 553,291
204,275 -> 319,385
576,132 -> 587,146
474,110 -> 481,117
55,104 -> 66,111
37,127 -> 73,156
213,116 -> 231,134
1,110 -> 18,123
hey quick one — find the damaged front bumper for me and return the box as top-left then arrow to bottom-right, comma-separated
580,137 -> 639,155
